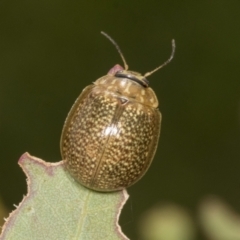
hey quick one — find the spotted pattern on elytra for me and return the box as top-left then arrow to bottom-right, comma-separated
61,71 -> 161,192
92,102 -> 161,190
62,88 -> 118,187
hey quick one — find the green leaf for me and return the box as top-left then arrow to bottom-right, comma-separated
0,153 -> 129,240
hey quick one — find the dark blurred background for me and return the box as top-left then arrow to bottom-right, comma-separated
0,1 -> 240,239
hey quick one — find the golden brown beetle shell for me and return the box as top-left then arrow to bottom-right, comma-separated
60,65 -> 161,192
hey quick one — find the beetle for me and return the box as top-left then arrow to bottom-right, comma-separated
60,32 -> 175,192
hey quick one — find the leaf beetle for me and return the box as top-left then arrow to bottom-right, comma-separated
60,32 -> 175,191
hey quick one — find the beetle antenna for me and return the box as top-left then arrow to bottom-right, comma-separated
101,31 -> 129,70
144,39 -> 176,77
